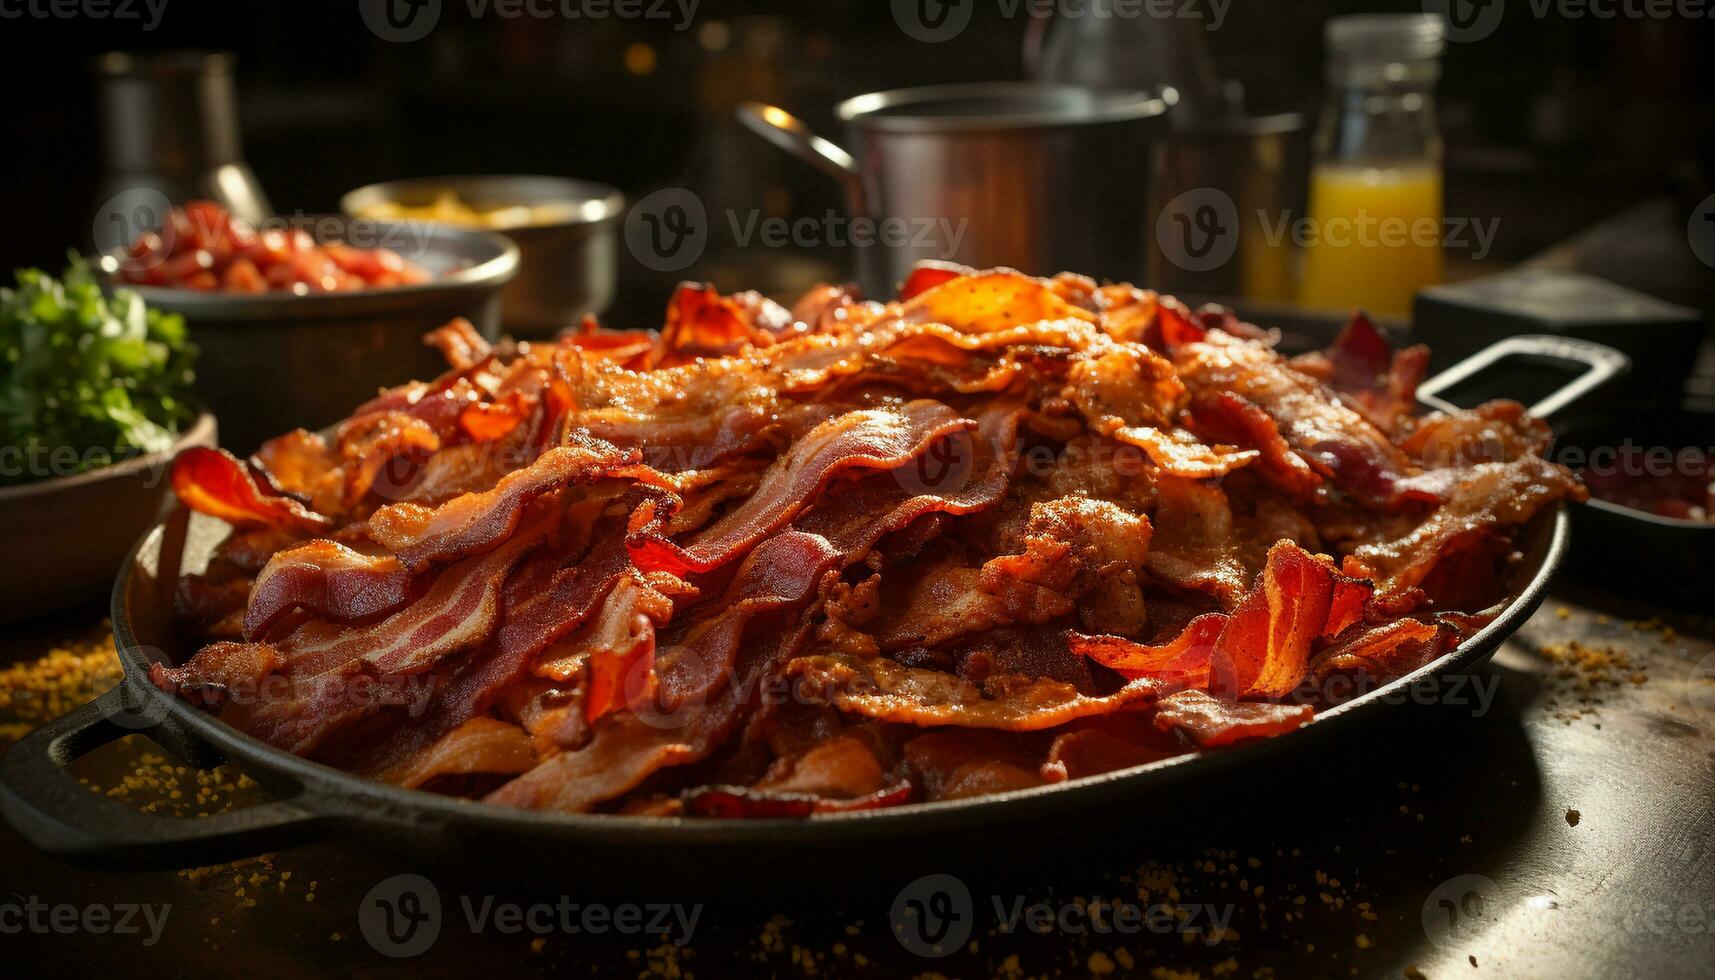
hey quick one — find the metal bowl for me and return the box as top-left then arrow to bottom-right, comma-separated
103,217 -> 518,454
341,175 -> 623,336
0,412 -> 216,623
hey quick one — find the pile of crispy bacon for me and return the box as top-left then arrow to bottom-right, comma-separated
152,264 -> 1583,816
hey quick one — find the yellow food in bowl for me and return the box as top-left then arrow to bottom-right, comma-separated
355,191 -> 583,230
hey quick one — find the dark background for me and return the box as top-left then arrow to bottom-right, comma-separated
1,0 -> 1711,322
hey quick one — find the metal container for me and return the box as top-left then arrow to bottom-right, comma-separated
342,175 -> 624,336
1147,113 -> 1308,302
739,83 -> 1168,297
101,218 -> 518,454
91,51 -> 271,249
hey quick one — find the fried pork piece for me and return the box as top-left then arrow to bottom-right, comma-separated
156,266 -> 1580,814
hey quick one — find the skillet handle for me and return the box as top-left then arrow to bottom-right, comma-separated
1416,334 -> 1630,421
736,101 -> 867,218
0,682 -> 331,869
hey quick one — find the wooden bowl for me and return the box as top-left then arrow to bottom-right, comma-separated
0,412 -> 216,623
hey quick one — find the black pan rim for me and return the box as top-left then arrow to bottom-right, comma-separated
107,507 -> 1568,842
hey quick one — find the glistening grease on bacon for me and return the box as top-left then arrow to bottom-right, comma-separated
156,264 -> 1581,814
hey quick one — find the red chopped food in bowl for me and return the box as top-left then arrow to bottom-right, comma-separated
111,201 -> 432,294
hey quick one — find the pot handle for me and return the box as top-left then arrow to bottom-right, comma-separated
0,681 -> 332,869
1416,334 -> 1630,421
736,102 -> 865,214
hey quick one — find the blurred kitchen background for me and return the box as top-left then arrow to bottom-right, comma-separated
2,0 -> 1711,331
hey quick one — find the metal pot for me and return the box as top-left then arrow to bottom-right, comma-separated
342,175 -> 624,336
1147,112 -> 1308,301
738,83 -> 1168,297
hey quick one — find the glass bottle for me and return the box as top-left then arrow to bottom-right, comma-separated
1297,15 -> 1445,317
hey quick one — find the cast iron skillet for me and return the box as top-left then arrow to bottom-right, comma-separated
0,338 -> 1620,881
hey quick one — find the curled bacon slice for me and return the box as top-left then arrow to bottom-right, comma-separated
244,541 -> 413,640
899,268 -> 1097,333
784,650 -> 1165,732
1072,613 -> 1227,690
423,318 -> 493,372
1152,690 -> 1313,747
1174,333 -> 1431,508
1208,541 -> 1344,699
628,400 -> 975,574
171,447 -> 332,533
149,641 -> 280,704
1041,726 -> 1184,782
369,438 -> 640,570
1310,617 -> 1454,683
1291,311 -> 1429,433
1189,390 -> 1321,496
657,282 -> 796,363
899,260 -> 976,301
380,716 -> 535,789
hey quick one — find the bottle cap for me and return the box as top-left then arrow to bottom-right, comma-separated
1325,14 -> 1446,84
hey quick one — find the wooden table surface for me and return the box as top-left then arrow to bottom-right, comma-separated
3,578 -> 1713,979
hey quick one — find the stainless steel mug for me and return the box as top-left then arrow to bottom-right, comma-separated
738,83 -> 1168,298
91,50 -> 272,253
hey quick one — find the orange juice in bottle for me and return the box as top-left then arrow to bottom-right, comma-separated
1297,15 -> 1447,317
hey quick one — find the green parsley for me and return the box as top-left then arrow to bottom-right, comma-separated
1,254 -> 197,486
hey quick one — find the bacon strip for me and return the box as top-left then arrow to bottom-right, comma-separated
369,439 -> 638,570
899,269 -> 1097,333
1072,613 -> 1227,690
1208,542 -> 1340,699
244,541 -> 413,640
1189,390 -> 1321,496
784,650 -> 1165,731
423,318 -> 493,372
1174,333 -> 1430,507
1310,617 -> 1454,683
348,518 -> 638,781
171,447 -> 331,533
628,400 -> 975,574
149,641 -> 280,703
1152,690 -> 1313,747
485,530 -> 841,812
1290,311 -> 1429,433
164,513 -> 556,754
657,282 -> 795,362
380,716 -> 535,789
1353,456 -> 1579,596
899,260 -> 976,301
